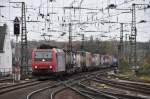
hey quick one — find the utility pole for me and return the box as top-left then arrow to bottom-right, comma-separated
129,3 -> 137,69
68,23 -> 72,51
129,3 -> 150,69
118,22 -> 131,64
125,34 -> 129,60
21,2 -> 28,77
81,34 -> 84,51
119,23 -> 124,60
68,23 -> 73,69
77,33 -> 85,51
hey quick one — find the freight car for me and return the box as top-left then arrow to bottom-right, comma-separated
100,55 -> 112,67
100,55 -> 118,68
92,54 -> 100,69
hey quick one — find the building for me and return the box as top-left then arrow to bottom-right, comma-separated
0,24 -> 12,76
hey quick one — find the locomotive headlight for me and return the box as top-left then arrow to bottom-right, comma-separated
35,66 -> 37,69
49,66 -> 52,69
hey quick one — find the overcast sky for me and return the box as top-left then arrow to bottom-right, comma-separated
0,0 -> 150,42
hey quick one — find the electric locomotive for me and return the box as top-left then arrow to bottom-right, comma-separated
32,48 -> 66,76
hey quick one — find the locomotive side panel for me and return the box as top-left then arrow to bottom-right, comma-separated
56,51 -> 66,72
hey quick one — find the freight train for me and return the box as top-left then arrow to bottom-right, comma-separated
32,45 -> 118,77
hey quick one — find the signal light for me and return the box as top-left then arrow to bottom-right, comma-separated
14,17 -> 20,35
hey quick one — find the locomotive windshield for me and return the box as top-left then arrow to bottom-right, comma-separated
34,51 -> 52,61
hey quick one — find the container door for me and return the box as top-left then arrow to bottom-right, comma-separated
76,54 -> 81,67
57,53 -> 65,72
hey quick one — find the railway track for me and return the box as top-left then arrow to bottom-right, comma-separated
51,71 -> 150,99
0,79 -> 48,95
26,68 -> 115,99
0,77 -> 12,82
0,77 -> 14,84
27,69 -> 111,99
50,70 -> 116,99
0,77 -> 13,87
79,79 -> 149,99
27,81 -> 62,99
109,74 -> 150,83
76,74 -> 150,99
0,80 -> 57,99
95,75 -> 150,95
66,81 -> 118,99
27,74 -> 92,99
0,79 -> 35,89
50,76 -> 86,99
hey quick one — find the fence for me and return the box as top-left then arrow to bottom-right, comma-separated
0,68 -> 12,77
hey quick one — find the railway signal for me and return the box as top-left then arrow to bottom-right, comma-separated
13,17 -> 21,81
10,2 -> 28,78
14,17 -> 20,36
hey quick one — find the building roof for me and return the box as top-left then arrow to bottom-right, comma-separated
0,24 -> 7,53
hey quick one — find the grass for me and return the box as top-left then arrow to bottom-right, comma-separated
117,69 -> 150,82
117,59 -> 150,82
136,75 -> 150,82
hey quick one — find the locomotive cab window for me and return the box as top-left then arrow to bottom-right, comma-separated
34,51 -> 52,61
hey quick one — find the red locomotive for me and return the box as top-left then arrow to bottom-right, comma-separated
32,48 -> 66,76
